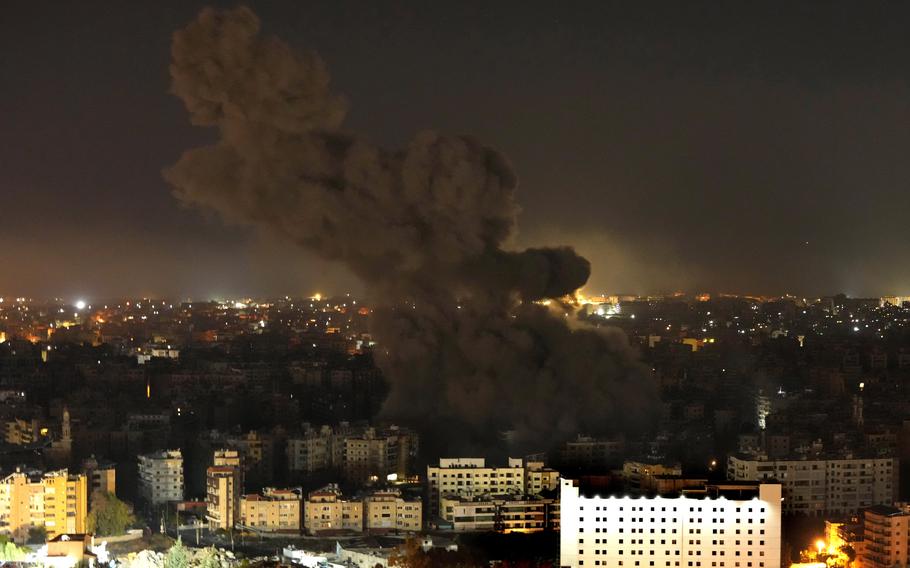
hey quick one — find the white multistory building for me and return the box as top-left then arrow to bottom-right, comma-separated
727,454 -> 896,516
138,449 -> 184,506
560,479 -> 782,568
426,457 -> 558,517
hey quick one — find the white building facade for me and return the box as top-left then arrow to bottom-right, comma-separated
426,457 -> 558,517
559,479 -> 782,568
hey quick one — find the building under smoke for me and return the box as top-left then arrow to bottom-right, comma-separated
165,7 -> 657,454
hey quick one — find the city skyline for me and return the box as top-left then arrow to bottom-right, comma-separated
4,4 -> 910,567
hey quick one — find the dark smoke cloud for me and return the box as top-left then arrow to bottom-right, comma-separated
165,6 -> 657,453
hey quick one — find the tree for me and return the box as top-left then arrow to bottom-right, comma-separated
27,525 -> 47,545
164,537 -> 190,568
389,539 -> 431,568
0,535 -> 28,561
199,546 -> 222,568
87,490 -> 136,536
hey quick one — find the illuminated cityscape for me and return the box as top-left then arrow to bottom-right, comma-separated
0,291 -> 909,565
4,2 -> 910,568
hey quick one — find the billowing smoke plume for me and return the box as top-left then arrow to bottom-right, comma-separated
166,6 -> 657,453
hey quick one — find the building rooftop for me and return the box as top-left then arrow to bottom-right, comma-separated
139,449 -> 182,460
48,534 -> 90,543
865,504 -> 905,517
574,479 -> 773,500
244,488 -> 300,501
730,450 -> 894,462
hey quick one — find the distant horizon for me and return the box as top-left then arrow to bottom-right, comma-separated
2,288 -> 909,305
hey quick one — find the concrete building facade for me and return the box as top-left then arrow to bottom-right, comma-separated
559,479 -> 783,568
81,457 -> 116,497
5,418 -> 43,446
206,449 -> 243,530
137,449 -> 184,506
303,484 -> 363,534
239,488 -> 302,533
286,424 -> 350,473
861,505 -> 910,568
363,489 -> 422,532
426,458 -> 557,517
727,455 -> 896,516
342,426 -> 418,483
622,461 -> 684,493
440,493 -> 559,533
0,469 -> 88,542
224,431 -> 274,485
286,424 -> 417,483
559,436 -> 626,469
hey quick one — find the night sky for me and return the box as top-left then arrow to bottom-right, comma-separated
3,2 -> 910,300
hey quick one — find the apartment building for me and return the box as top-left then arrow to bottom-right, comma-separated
426,458 -> 558,517
239,488 -> 302,533
301,485 -> 422,534
81,456 -> 116,496
559,436 -> 626,469
363,489 -> 422,532
440,493 -> 559,533
861,505 -> 910,568
527,461 -> 561,494
224,430 -> 274,484
622,460 -> 683,493
728,454 -> 896,516
559,479 -> 783,568
303,484 -> 363,535
5,418 -> 43,445
286,424 -> 345,473
285,424 -> 418,482
206,450 -> 243,530
137,450 -> 184,506
0,469 -> 88,543
342,426 -> 418,483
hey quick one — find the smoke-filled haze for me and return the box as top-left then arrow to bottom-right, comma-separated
165,6 -> 657,451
